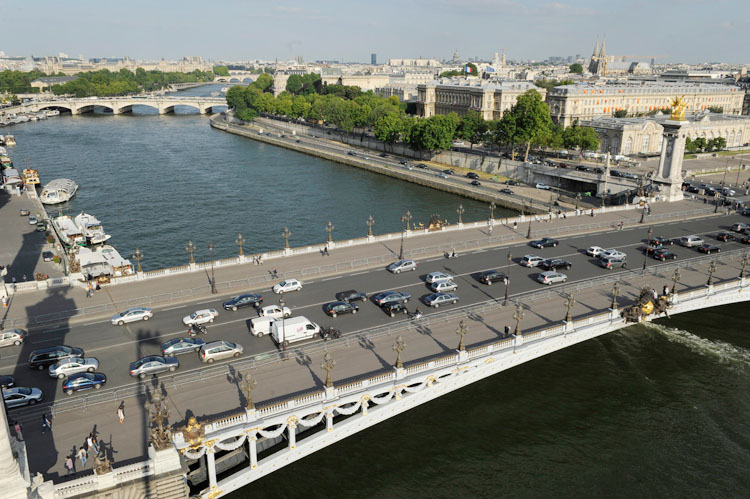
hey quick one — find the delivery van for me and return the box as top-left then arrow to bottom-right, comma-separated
250,317 -> 275,337
271,316 -> 320,346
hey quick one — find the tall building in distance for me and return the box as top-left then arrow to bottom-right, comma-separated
371,53 -> 376,65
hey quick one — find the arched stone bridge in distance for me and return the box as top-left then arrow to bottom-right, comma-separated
18,96 -> 228,115
213,71 -> 259,84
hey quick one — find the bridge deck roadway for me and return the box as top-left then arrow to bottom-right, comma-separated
4,200 -> 746,482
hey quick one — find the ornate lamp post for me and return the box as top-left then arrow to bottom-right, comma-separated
741,252 -> 750,279
526,215 -> 532,239
322,352 -> 335,388
393,335 -> 405,369
235,233 -> 245,257
489,201 -> 496,221
132,248 -> 144,273
207,242 -> 217,294
643,227 -> 653,270
398,210 -> 412,260
282,226 -> 291,250
240,371 -> 257,410
504,251 -> 512,306
145,389 -> 171,450
366,215 -> 374,237
611,281 -> 620,310
671,268 -> 681,297
456,319 -> 468,351
564,293 -> 576,323
185,240 -> 195,265
575,193 -> 581,211
456,203 -> 464,225
513,303 -> 525,336
326,221 -> 335,243
707,260 -> 717,286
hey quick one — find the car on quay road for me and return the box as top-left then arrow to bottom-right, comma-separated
0,375 -> 14,388
731,223 -> 750,233
716,231 -> 736,242
740,234 -> 750,244
678,235 -> 704,248
42,251 -> 54,262
29,345 -> 84,371
470,180 -> 481,186
697,243 -> 721,254
479,270 -> 508,285
536,183 -> 551,190
182,308 -> 219,326
200,341 -> 243,364
259,304 -> 292,318
2,387 -> 43,408
742,207 -> 750,217
541,258 -> 572,271
586,246 -> 605,257
426,272 -> 453,284
600,249 -> 627,260
111,307 -> 153,326
442,169 -> 455,175
324,301 -> 359,318
223,293 -> 263,311
161,337 -> 207,357
530,237 -> 558,249
424,292 -> 459,308
466,172 -> 480,179
645,244 -> 665,257
28,215 -> 38,225
505,179 -> 520,186
62,372 -> 107,395
648,236 -> 674,246
347,151 -> 357,156
0,328 -> 25,348
652,248 -> 677,261
129,355 -> 179,379
499,188 -> 514,195
382,302 -> 409,317
436,173 -> 449,179
273,279 -> 303,294
599,257 -> 627,270
537,271 -> 567,285
374,291 -> 411,306
48,357 -> 99,378
387,259 -> 417,274
520,255 -> 545,267
430,280 -> 458,293
335,290 -> 368,303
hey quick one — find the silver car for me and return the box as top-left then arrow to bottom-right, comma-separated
129,355 -> 179,378
48,357 -> 99,379
430,280 -> 458,292
0,329 -> 25,348
199,341 -> 243,364
387,259 -> 417,274
161,337 -> 206,357
425,272 -> 453,284
424,292 -> 459,308
111,307 -> 153,326
3,387 -> 43,408
537,271 -> 567,285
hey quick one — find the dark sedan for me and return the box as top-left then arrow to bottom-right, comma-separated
335,290 -> 367,303
62,372 -> 107,395
324,301 -> 359,318
504,180 -> 519,185
648,236 -> 673,246
383,302 -> 409,317
530,237 -> 559,249
697,244 -> 721,254
0,375 -> 15,388
479,270 -> 508,285
470,180 -> 481,186
652,248 -> 677,261
645,244 -> 664,256
499,188 -> 514,195
223,293 -> 263,311
466,172 -> 480,179
716,231 -> 736,242
541,258 -> 572,271
374,291 -> 411,306
28,346 -> 84,371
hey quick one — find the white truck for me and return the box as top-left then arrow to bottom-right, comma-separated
250,316 -> 275,337
271,316 -> 320,346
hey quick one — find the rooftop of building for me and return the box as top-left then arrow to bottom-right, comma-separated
420,78 -> 540,91
549,81 -> 741,95
580,111 -> 750,130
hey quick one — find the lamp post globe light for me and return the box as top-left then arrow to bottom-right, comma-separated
132,248 -> 144,273
235,233 -> 245,257
185,240 -> 195,265
366,215 -> 375,237
208,241 -> 217,294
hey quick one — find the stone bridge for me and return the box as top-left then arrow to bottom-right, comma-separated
17,96 -> 227,115
213,72 -> 259,84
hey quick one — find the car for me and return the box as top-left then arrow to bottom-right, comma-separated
29,345 -> 84,370
19,209 -> 30,216
504,179 -> 520,186
223,293 -> 263,311
379,153 -> 387,158
0,375 -> 15,388
436,173 -> 449,179
536,183 -> 551,190
324,301 -> 359,318
426,272 -> 453,284
347,151 -> 357,156
742,207 -> 750,216
382,302 -> 409,317
42,251 -> 54,262
129,355 -> 179,378
0,328 -> 25,348
648,236 -> 674,246
470,180 -> 481,186
575,165 -> 588,172
35,222 -> 46,232
466,172 -> 480,179
499,188 -> 514,195
721,187 -> 736,196
161,337 -> 207,357
374,291 -> 411,306
716,231 -> 736,242
2,387 -> 43,408
273,279 -> 303,294
479,270 -> 508,285
599,257 -> 627,270
443,169 -> 455,175
430,280 -> 458,292
416,163 -> 429,169
645,244 -> 664,256
111,307 -> 153,326
678,235 -> 704,247
48,357 -> 99,378
387,259 -> 417,274
424,292 -> 459,308
520,255 -> 545,267
652,248 -> 677,261
62,372 -> 107,395
686,185 -> 700,193
541,258 -> 572,271
182,308 -> 219,326
257,304 -> 292,319
28,215 -> 38,225
600,249 -> 626,260
335,290 -> 367,303
697,243 -> 721,254
403,165 -> 413,170
200,341 -> 243,363
537,271 -> 567,285
731,223 -> 749,233
399,160 -> 409,165
586,246 -> 605,257
530,237 -> 558,249
296,139 -> 301,143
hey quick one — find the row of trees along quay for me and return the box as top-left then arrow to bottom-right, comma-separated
226,73 -> 601,160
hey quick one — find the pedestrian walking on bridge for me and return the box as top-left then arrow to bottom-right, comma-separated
117,402 -> 125,424
42,413 -> 51,434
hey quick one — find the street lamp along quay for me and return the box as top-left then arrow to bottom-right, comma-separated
185,240 -> 195,265
366,215 -> 374,237
208,241 -> 217,294
235,233 -> 245,257
398,210 -> 412,260
132,248 -> 144,273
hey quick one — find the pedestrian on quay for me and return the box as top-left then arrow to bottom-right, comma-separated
513,221 -> 518,231
504,325 -> 511,337
77,446 -> 88,468
117,402 -> 125,424
663,285 -> 670,297
87,433 -> 99,455
42,413 -> 51,434
65,456 -> 74,475
14,421 -> 23,441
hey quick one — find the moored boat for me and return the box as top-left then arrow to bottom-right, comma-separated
74,212 -> 111,245
45,110 -> 60,117
52,215 -> 86,247
22,168 -> 40,186
77,245 -> 133,278
5,135 -> 16,146
40,178 -> 78,205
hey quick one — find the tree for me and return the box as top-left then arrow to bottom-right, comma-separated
213,66 -> 230,76
569,63 -> 583,74
373,113 -> 404,151
613,109 -> 628,118
562,125 -> 600,151
499,89 -> 553,161
534,79 -> 574,91
708,106 -> 723,114
685,137 -> 698,154
693,137 -> 707,152
285,74 -> 303,95
254,73 -> 273,92
225,86 -> 246,111
457,110 -> 488,149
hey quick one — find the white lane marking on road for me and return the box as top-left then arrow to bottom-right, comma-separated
197,299 -> 218,305
425,257 -> 442,262
321,276 -> 341,282
83,320 -> 108,326
350,271 -> 368,276
163,305 -> 185,311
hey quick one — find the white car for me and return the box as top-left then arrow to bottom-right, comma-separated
273,279 -> 303,294
430,280 -> 458,292
426,272 -> 453,284
259,304 -> 291,319
586,246 -> 605,257
111,307 -> 153,326
182,309 -> 219,326
28,216 -> 38,225
537,271 -> 567,285
48,357 -> 99,379
536,183 -> 551,190
599,249 -> 626,260
520,255 -> 544,267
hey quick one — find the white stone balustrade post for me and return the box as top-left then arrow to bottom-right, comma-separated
287,421 -> 297,450
326,411 -> 334,432
248,435 -> 258,469
206,447 -> 218,490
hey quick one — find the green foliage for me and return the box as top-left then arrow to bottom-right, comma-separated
562,124 -> 599,151
254,73 -> 274,92
693,137 -> 707,151
213,66 -> 230,76
225,85 -> 247,111
285,73 -> 321,95
373,113 -> 404,146
439,63 -> 479,78
48,68 -> 214,97
685,137 -> 698,153
0,70 -> 47,94
457,110 -> 488,148
496,90 -> 553,161
534,79 -> 574,90
686,136 -> 726,153
708,106 -> 723,114
569,63 -> 583,74
613,109 -> 628,118
406,114 -> 459,152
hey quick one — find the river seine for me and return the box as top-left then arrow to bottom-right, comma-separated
9,85 -> 750,498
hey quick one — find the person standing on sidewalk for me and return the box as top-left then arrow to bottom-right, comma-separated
117,402 -> 125,424
87,433 -> 99,455
13,421 -> 22,441
77,446 -> 88,468
42,413 -> 51,433
65,455 -> 74,475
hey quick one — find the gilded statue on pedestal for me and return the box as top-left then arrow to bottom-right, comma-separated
670,95 -> 687,120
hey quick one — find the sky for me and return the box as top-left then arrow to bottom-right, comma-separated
0,0 -> 748,64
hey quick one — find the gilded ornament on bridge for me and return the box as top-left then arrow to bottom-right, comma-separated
181,416 -> 206,449
428,214 -> 443,232
669,95 -> 687,120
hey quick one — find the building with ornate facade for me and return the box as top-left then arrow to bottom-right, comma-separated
579,112 -> 750,156
547,82 -> 744,126
34,56 -> 213,75
416,79 -> 543,120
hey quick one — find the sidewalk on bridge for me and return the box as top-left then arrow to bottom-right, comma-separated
20,253 -> 742,480
2,199 -> 720,329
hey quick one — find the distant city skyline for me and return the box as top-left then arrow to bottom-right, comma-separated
1,0 -> 748,64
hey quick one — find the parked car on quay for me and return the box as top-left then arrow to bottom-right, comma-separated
111,307 -> 153,326
28,215 -> 38,225
0,375 -> 15,388
48,357 -> 99,378
200,341 -> 243,363
536,183 -> 551,190
374,291 -> 411,306
335,290 -> 368,303
648,236 -> 674,246
129,355 -> 179,379
586,246 -> 605,257
425,272 -> 453,284
29,345 -> 84,371
387,259 -> 417,274
182,308 -> 219,326
537,271 -> 567,285
0,328 -> 25,348
161,337 -> 206,357
731,223 -> 749,233
424,292 -> 459,308
478,270 -> 508,285
324,301 -> 359,318
2,387 -> 43,408
62,372 -> 107,395
273,279 -> 303,294
223,293 -> 263,311
42,251 -> 54,262
466,172 -> 480,179
599,257 -> 627,270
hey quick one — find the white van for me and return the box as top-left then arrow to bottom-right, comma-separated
271,316 -> 320,346
250,316 -> 275,337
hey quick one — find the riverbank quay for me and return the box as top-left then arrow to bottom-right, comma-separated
16,249 -> 748,484
1,198 -> 719,331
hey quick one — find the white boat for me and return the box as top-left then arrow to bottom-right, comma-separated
77,245 -> 133,278
40,178 -> 78,205
221,87 -> 229,93
4,134 -> 15,145
52,215 -> 86,247
74,212 -> 111,245
45,110 -> 60,117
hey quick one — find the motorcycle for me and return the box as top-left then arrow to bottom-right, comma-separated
445,251 -> 459,259
320,326 -> 341,341
188,324 -> 207,336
